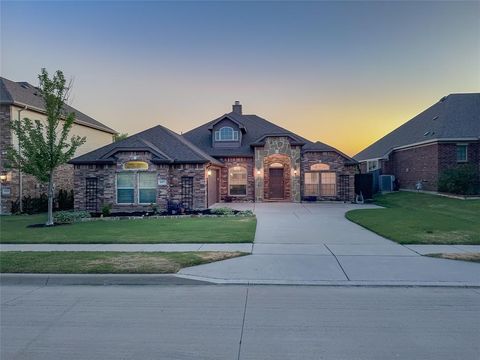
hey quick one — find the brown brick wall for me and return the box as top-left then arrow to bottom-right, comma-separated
301,151 -> 356,201
73,151 -> 208,212
0,105 -> 12,213
384,141 -> 480,191
217,157 -> 255,202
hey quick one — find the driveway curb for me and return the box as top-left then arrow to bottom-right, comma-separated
1,273 -> 479,287
0,273 -> 213,286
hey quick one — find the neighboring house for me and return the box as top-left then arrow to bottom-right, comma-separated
70,101 -> 357,212
0,77 -> 116,214
354,93 -> 480,192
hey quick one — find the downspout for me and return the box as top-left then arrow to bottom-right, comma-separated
17,106 -> 28,213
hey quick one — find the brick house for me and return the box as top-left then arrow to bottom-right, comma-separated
70,102 -> 357,212
354,93 -> 480,192
0,77 -> 116,214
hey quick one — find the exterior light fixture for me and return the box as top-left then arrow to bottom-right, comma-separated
0,174 -> 7,183
256,170 -> 261,175
293,169 -> 298,176
207,170 -> 212,176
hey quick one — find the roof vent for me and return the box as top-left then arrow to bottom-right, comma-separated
20,84 -> 29,89
423,131 -> 430,136
439,96 -> 447,102
432,116 -> 438,121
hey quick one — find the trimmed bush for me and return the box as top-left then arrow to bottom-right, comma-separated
54,210 -> 91,224
210,207 -> 235,215
57,189 -> 74,210
438,164 -> 479,195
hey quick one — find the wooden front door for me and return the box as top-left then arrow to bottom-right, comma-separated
269,168 -> 284,199
207,169 -> 219,207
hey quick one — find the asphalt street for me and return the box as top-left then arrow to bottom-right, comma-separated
1,284 -> 479,360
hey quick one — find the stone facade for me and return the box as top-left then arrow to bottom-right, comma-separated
73,151 -> 208,213
254,136 -> 301,202
217,157 -> 255,202
301,151 -> 356,201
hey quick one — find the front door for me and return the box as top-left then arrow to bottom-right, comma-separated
269,168 -> 284,199
207,169 -> 219,207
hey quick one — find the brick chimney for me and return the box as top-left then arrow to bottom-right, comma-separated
232,101 -> 242,115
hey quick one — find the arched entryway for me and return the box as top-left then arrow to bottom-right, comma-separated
268,163 -> 284,199
263,155 -> 291,200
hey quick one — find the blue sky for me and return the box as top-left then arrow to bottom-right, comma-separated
1,1 -> 479,155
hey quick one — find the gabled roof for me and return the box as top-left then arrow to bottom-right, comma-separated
207,114 -> 247,132
70,124 -> 223,165
183,110 -> 354,161
0,77 -> 116,134
354,93 -> 480,161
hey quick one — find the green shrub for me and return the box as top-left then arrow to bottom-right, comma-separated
438,164 -> 479,195
237,210 -> 254,216
22,194 -> 48,214
54,210 -> 91,224
57,189 -> 74,210
101,203 -> 112,217
210,207 -> 235,215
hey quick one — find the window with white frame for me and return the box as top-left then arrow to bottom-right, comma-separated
367,160 -> 379,172
215,127 -> 239,141
304,172 -> 320,196
138,172 -> 157,204
117,173 -> 135,203
320,172 -> 337,196
229,166 -> 247,196
456,144 -> 468,162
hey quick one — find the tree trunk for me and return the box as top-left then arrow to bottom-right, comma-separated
46,171 -> 54,226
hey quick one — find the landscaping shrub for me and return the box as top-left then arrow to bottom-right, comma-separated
54,210 -> 91,224
210,207 -> 235,215
237,210 -> 254,216
438,165 -> 479,195
57,189 -> 74,210
22,194 -> 48,214
101,203 -> 112,217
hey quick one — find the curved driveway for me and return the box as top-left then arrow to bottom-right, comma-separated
179,202 -> 480,285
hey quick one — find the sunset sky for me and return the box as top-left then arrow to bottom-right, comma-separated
1,1 -> 479,156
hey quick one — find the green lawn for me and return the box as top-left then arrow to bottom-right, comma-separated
0,251 -> 246,273
0,215 -> 256,244
346,192 -> 480,245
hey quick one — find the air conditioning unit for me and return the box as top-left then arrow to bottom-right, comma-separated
380,175 -> 395,192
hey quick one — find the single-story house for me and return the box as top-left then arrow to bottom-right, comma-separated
0,77 -> 116,214
354,93 -> 480,192
70,102 -> 357,212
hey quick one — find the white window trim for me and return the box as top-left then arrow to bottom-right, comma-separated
116,172 -> 136,205
137,172 -> 158,205
228,166 -> 247,197
215,127 -> 239,142
456,144 -> 468,163
366,159 -> 380,172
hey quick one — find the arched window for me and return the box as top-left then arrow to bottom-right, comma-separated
215,127 -> 239,141
229,166 -> 247,196
310,163 -> 330,171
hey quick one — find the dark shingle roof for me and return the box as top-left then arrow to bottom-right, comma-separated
0,77 -> 116,134
70,124 -> 222,165
354,93 -> 480,161
183,111 -> 353,161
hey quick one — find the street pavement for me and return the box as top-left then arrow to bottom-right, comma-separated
1,284 -> 479,360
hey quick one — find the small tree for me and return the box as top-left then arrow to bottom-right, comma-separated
113,133 -> 128,142
7,69 -> 86,225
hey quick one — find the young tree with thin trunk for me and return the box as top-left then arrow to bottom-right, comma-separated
7,69 -> 86,226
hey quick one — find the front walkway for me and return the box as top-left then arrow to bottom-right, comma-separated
177,202 -> 480,285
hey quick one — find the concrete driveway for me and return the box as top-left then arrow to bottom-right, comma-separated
178,202 -> 480,285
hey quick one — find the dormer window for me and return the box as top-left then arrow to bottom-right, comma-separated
215,127 -> 239,141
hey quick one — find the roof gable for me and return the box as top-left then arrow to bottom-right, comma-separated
70,124 -> 222,165
0,77 -> 116,134
354,93 -> 480,161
